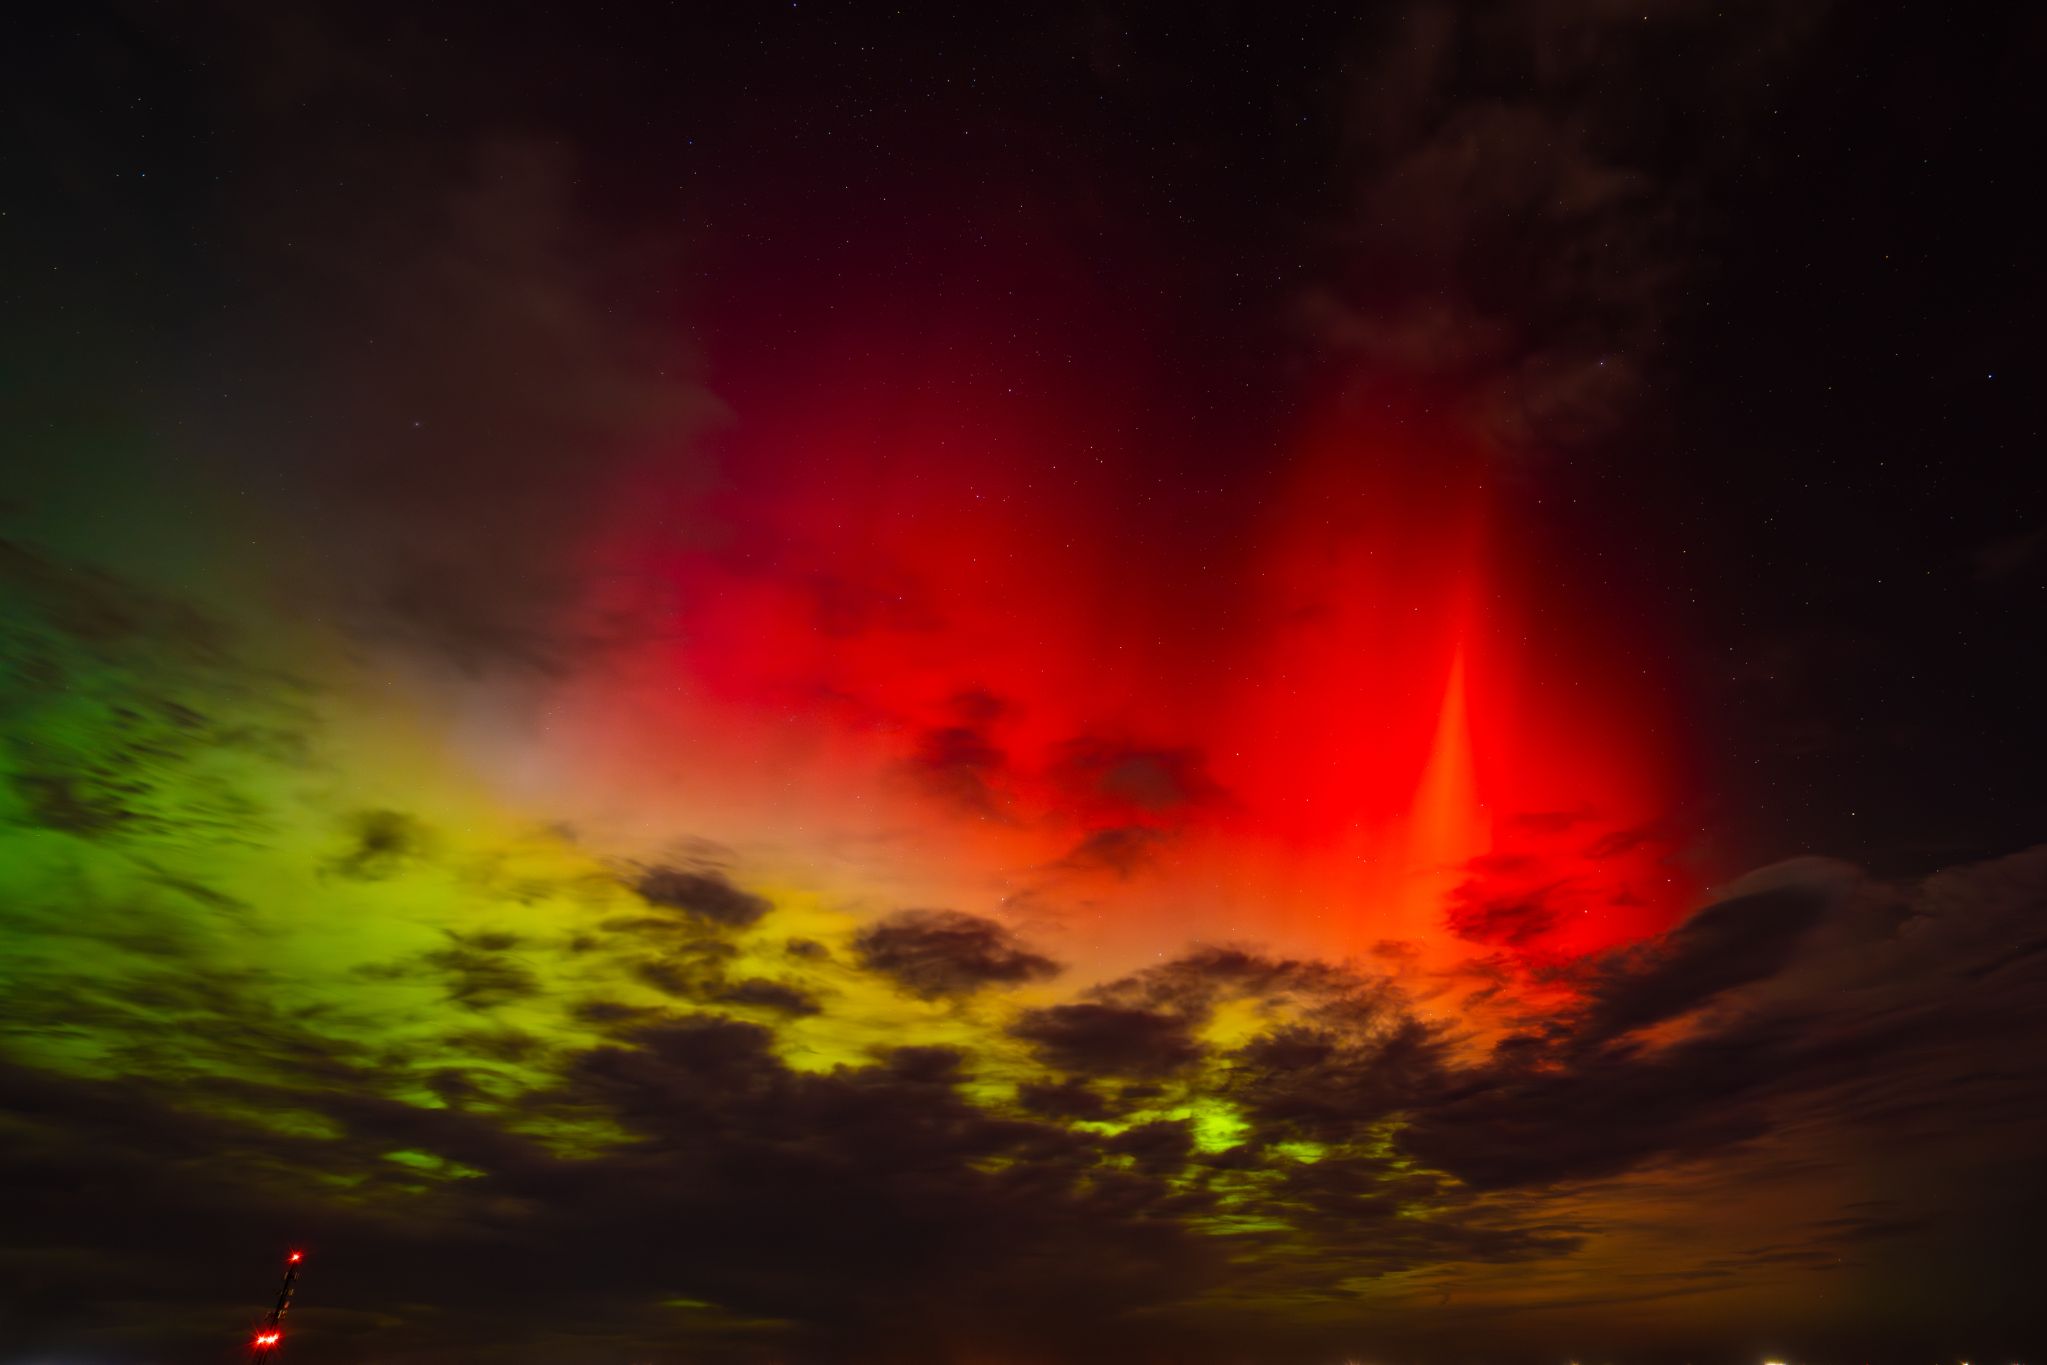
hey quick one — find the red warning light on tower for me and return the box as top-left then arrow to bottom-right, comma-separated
249,1249 -> 305,1358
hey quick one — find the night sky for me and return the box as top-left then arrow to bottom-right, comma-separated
4,3 -> 2046,1363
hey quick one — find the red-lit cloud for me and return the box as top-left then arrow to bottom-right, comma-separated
527,320 -> 1690,978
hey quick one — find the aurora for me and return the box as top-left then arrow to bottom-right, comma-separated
4,3 -> 2044,1363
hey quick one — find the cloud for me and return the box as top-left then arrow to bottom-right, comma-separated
419,937 -> 545,1012
521,1017 -> 1216,1353
1304,0 -> 1829,455
1011,1003 -> 1204,1078
7,10 -> 716,680
1445,884 -> 1562,947
7,838 -> 2047,1361
713,977 -> 823,1017
325,809 -> 433,882
0,540 -> 318,850
852,908 -> 1062,999
1051,738 -> 1223,819
1086,944 -> 1404,1026
1016,1077 -> 1117,1121
1407,852 -> 2047,1191
253,127 -> 716,674
1054,824 -> 1166,877
633,868 -> 771,928
907,721 -> 1010,818
1576,875 -> 1837,1042
9,542 -> 2047,1361
629,944 -> 735,1001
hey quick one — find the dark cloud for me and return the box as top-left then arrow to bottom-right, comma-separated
714,978 -> 823,1017
0,541 -> 316,848
1088,944 -> 1404,1027
0,928 -> 1210,1358
1104,1118 -> 1196,1172
631,952 -> 726,1001
907,722 -> 1009,817
11,771 -> 131,836
0,541 -> 232,656
1016,1077 -> 1116,1121
1011,1003 -> 1203,1078
1051,738 -> 1223,817
1305,1 -> 1827,455
1577,879 -> 1834,1042
1077,946 -> 1458,1147
3,4 -> 2042,1361
632,867 -> 771,928
1056,824 -> 1166,877
325,809 -> 431,882
571,999 -> 664,1031
899,693 -> 1017,818
1406,854 -> 2047,1192
528,1017 -> 1217,1353
1404,1018 -> 1798,1189
364,930 -> 544,1012
1230,1014 -> 1452,1146
1445,885 -> 1561,947
853,908 -> 1061,999
948,688 -> 1008,727
8,839 -> 2047,1362
445,1026 -> 546,1064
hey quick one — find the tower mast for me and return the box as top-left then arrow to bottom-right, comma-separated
249,1250 -> 304,1358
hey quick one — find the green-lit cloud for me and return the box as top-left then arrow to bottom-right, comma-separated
6,540 -> 2047,1364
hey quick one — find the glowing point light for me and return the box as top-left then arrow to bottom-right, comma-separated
289,1251 -> 303,1263
254,1330 -> 282,1346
